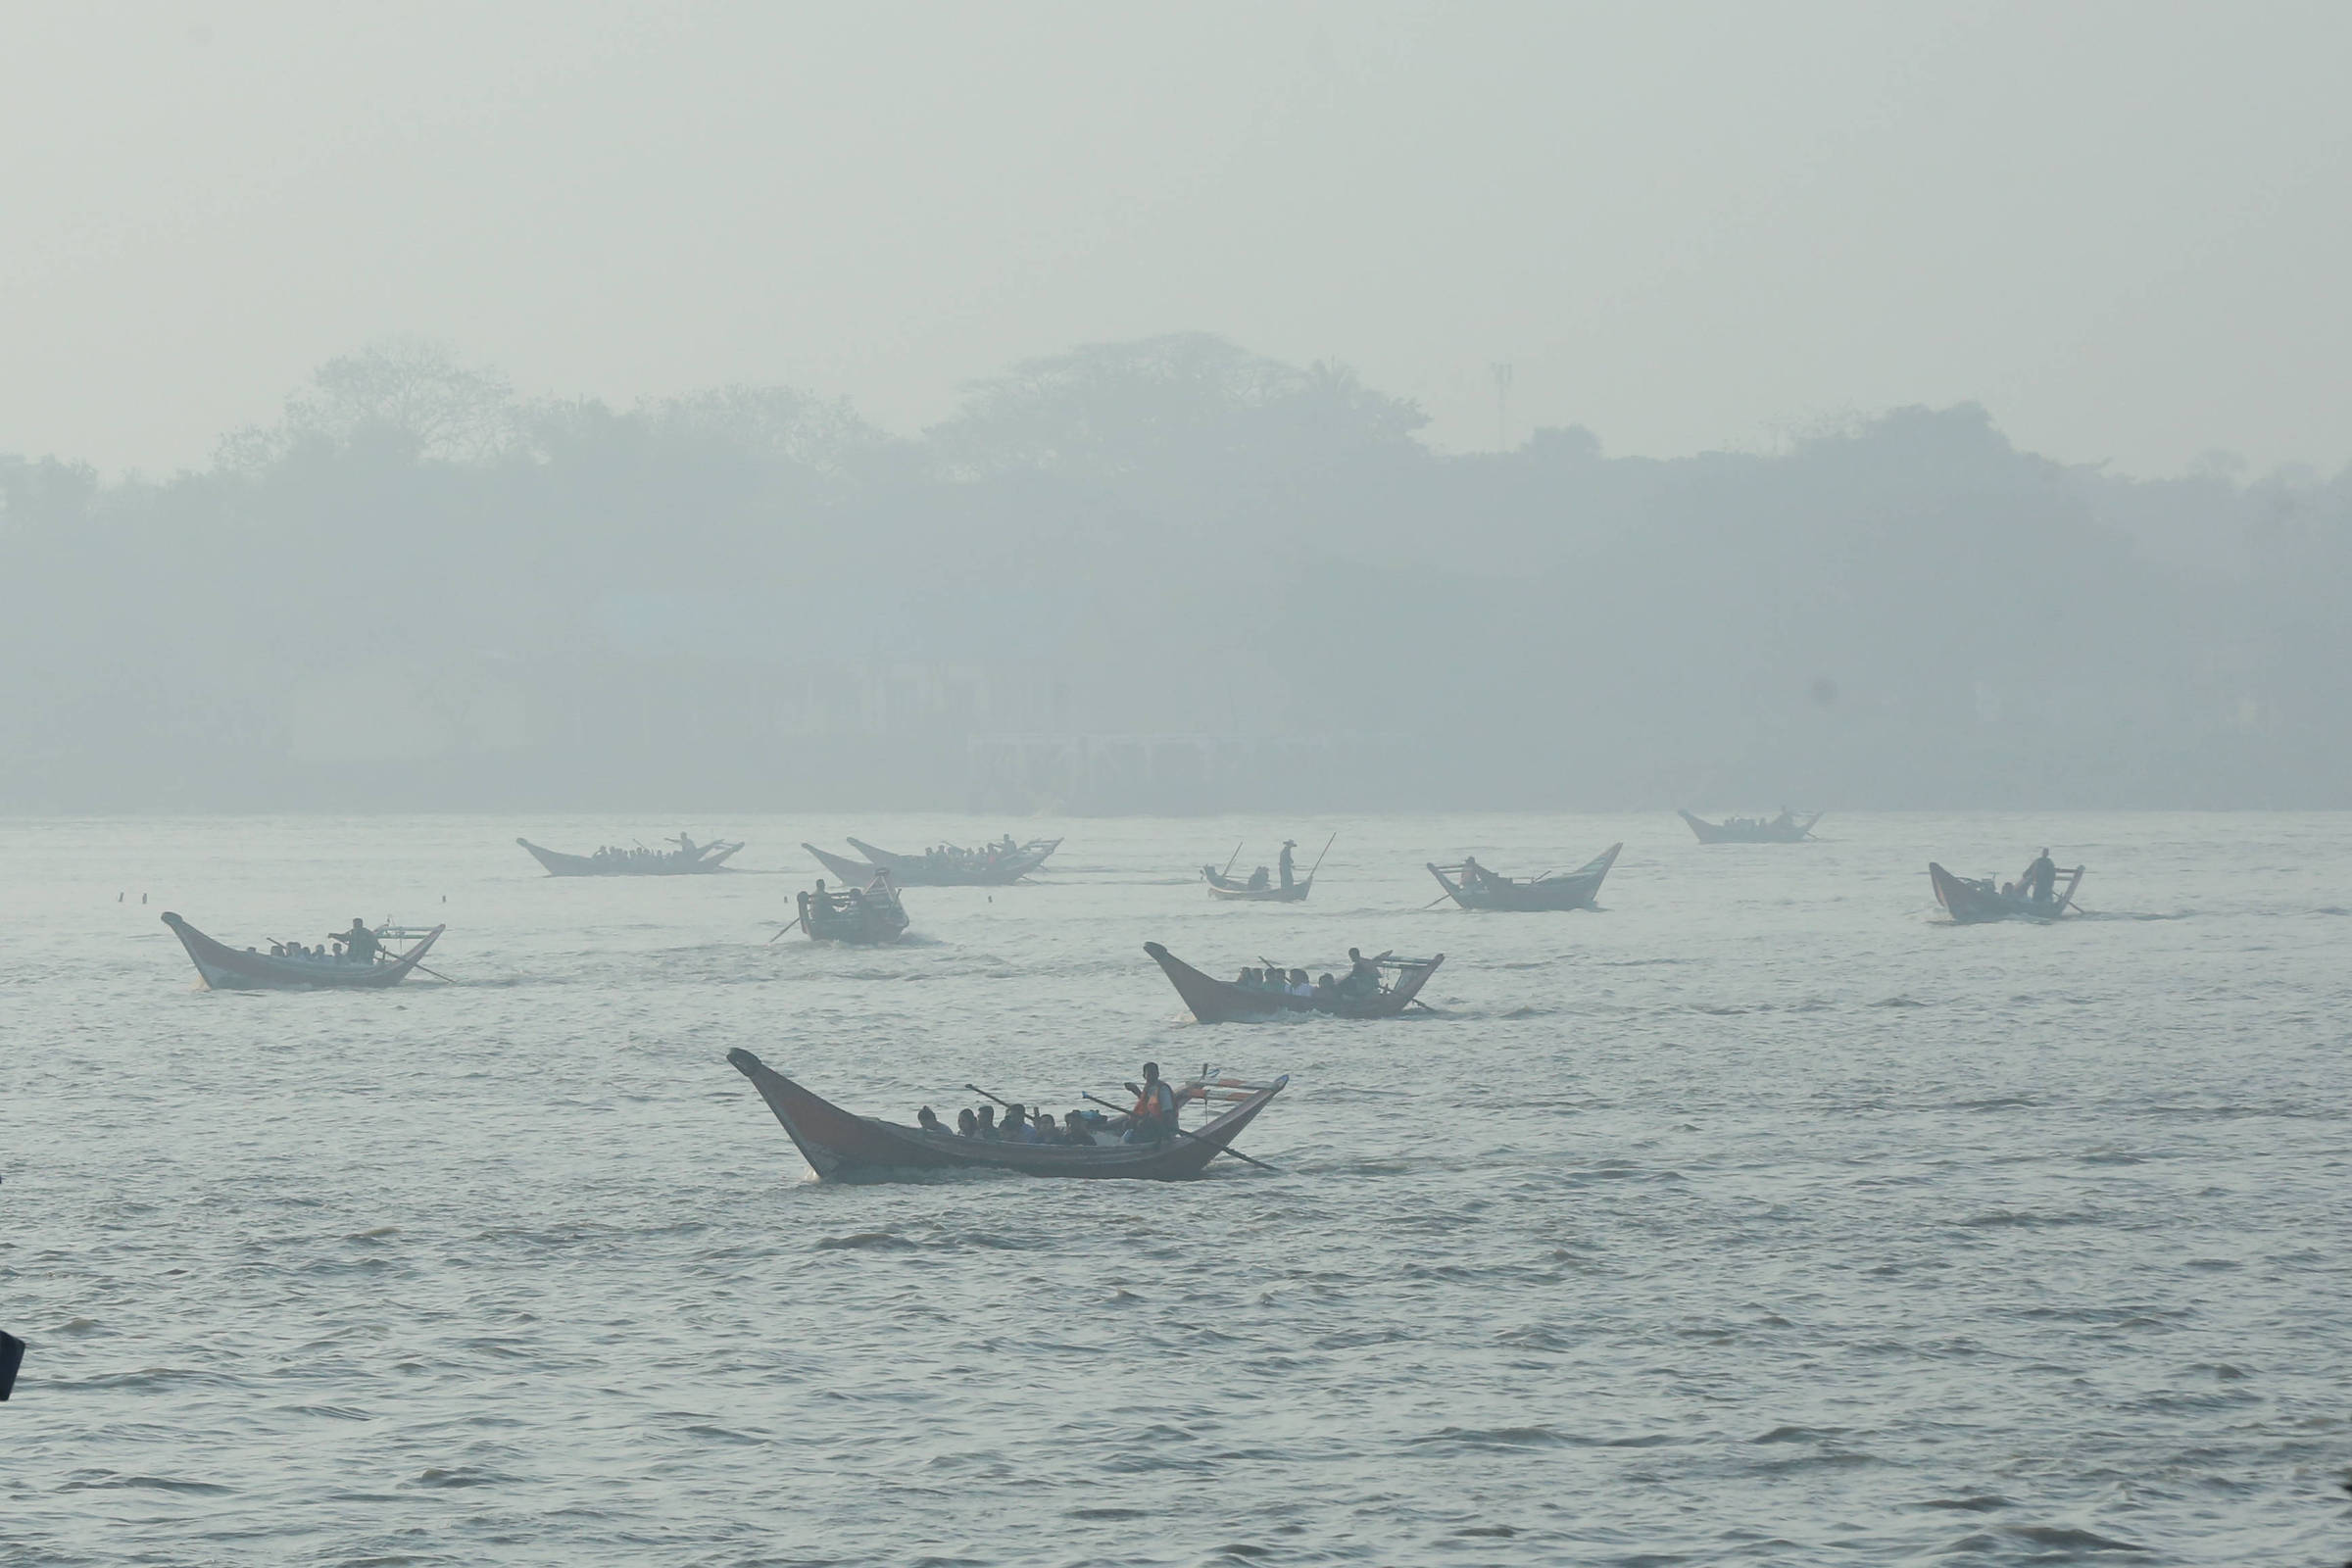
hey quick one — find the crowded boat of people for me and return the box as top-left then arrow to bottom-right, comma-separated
919,1062 -> 1202,1146
267,918 -> 388,963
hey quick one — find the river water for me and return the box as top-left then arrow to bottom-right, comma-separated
4,812 -> 2347,1566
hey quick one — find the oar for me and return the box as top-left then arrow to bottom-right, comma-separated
1221,841 -> 1244,879
409,959 -> 460,984
963,1082 -> 1014,1109
1302,831 -> 1336,885
1081,1092 -> 1281,1174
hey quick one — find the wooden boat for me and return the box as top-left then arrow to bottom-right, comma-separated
1426,843 -> 1621,910
822,835 -> 1060,886
796,873 -> 911,945
1680,808 -> 1821,844
1929,860 -> 2084,924
727,1049 -> 1286,1182
1145,942 -> 1443,1022
161,911 -> 445,991
517,834 -> 742,876
1202,833 -> 1331,903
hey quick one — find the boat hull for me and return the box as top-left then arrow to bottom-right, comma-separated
1428,843 -> 1621,910
727,1050 -> 1284,1182
1202,867 -> 1312,902
1680,809 -> 1821,844
162,912 -> 444,991
517,838 -> 740,876
1929,861 -> 2082,924
842,836 -> 1060,886
1144,942 -> 1440,1022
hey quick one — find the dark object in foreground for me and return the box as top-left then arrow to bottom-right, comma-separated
516,834 -> 743,876
1145,942 -> 1443,1022
1426,843 -> 1621,910
805,835 -> 1060,887
161,913 -> 446,991
1929,860 -> 2085,923
1680,808 -> 1822,844
727,1050 -> 1286,1182
797,874 -> 911,945
0,1330 -> 22,1399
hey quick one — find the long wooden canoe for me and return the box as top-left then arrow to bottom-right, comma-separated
841,835 -> 1060,886
517,836 -> 742,876
1929,860 -> 2084,924
1680,809 -> 1821,844
1145,942 -> 1442,1022
162,912 -> 445,991
727,1050 -> 1286,1182
1427,843 -> 1621,910
1201,865 -> 1313,902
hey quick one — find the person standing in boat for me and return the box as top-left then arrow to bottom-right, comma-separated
1278,840 -> 1297,889
1125,1062 -> 1179,1143
333,919 -> 381,964
2024,848 -> 2057,905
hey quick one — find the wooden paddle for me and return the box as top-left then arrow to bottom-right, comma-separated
1081,1092 -> 1280,1174
1301,831 -> 1336,887
1221,841 -> 1244,879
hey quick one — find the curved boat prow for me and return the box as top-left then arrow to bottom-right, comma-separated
1145,940 -> 1238,1022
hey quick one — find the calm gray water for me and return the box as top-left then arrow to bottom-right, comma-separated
4,812 -> 2347,1566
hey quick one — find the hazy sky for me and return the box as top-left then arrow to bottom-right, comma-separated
6,0 -> 2348,477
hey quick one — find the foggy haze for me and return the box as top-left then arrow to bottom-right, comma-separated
8,1 -> 2352,475
5,2 -> 2350,812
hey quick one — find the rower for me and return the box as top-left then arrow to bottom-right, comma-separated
1278,839 -> 1297,888
1125,1061 -> 1178,1144
335,919 -> 381,963
2024,848 -> 2057,904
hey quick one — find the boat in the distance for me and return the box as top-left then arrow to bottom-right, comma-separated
517,833 -> 743,876
1202,833 -> 1333,903
1680,808 -> 1821,844
161,912 -> 446,990
727,1049 -> 1286,1182
792,873 -> 911,945
1145,942 -> 1443,1022
1929,858 -> 2084,924
1426,844 -> 1621,910
805,836 -> 1058,886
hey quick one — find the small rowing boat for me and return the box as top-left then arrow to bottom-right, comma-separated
1680,809 -> 1821,844
1426,843 -> 1620,910
1929,859 -> 2084,924
795,873 -> 911,945
161,912 -> 445,990
1145,942 -> 1443,1022
517,834 -> 742,876
1202,833 -> 1330,902
727,1050 -> 1286,1182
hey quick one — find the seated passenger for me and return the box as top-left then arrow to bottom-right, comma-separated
1315,973 -> 1339,1006
1000,1103 -> 1033,1143
974,1105 -> 1000,1140
1247,865 -> 1270,890
956,1108 -> 979,1136
1288,967 -> 1313,998
1034,1111 -> 1057,1142
1063,1111 -> 1096,1146
916,1106 -> 945,1135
